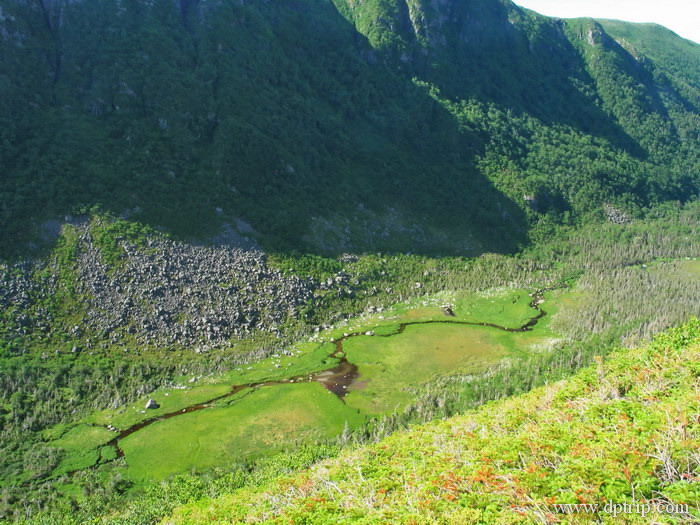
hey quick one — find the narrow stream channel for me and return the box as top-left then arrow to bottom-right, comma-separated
104,288 -> 553,457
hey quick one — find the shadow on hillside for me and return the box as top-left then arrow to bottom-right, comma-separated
2,0 -> 529,261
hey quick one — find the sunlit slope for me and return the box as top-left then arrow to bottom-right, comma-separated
597,19 -> 700,100
165,319 -> 700,524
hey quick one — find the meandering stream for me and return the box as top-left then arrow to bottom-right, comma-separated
105,288 -> 552,457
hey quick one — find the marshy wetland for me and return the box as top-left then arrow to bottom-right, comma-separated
44,285 -> 571,483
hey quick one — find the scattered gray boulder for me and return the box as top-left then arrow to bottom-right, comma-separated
604,204 -> 631,224
0,219 -> 369,355
145,399 -> 160,410
69,226 -> 316,348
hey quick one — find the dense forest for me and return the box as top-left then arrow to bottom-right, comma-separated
0,0 -> 699,256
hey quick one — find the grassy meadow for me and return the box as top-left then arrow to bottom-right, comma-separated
41,286 -> 566,486
120,383 -> 365,483
344,323 -> 508,415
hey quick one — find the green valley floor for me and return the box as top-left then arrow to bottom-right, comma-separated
164,319 -> 700,524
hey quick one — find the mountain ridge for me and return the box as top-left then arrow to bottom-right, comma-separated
0,0 -> 698,258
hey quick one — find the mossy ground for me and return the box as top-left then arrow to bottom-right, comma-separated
82,384 -> 233,430
673,258 -> 700,279
344,323 -> 507,415
48,425 -> 114,476
338,286 -> 568,415
323,287 -> 540,340
119,383 -> 365,483
43,287 -> 572,483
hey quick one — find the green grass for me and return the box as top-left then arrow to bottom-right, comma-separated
40,225 -> 88,332
452,288 -> 538,327
67,342 -> 340,435
49,424 -> 115,476
319,287 -> 543,343
36,340 -> 351,485
305,287 -> 563,415
333,288 -> 568,417
642,258 -> 700,283
677,258 -> 700,279
165,319 -> 700,524
32,286 -> 569,487
119,382 -> 365,484
42,286 -> 563,482
343,324 -> 508,415
81,383 -> 233,430
76,288 -> 547,430
213,342 -> 340,385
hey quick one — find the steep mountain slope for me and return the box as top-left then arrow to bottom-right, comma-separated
165,319 -> 700,524
0,0 -> 523,256
334,0 -> 608,121
598,19 -> 700,104
0,0 -> 698,256
334,0 -> 700,223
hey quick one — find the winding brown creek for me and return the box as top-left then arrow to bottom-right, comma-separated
105,288 -> 552,458
95,284 -> 566,458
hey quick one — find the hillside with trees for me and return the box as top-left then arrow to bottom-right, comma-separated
0,0 -> 698,523
0,0 -> 698,256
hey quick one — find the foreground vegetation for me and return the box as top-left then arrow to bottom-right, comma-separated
166,319 -> 700,524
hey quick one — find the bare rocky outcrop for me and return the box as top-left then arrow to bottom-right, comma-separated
604,204 -> 632,224
1,223 -> 321,352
